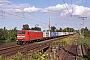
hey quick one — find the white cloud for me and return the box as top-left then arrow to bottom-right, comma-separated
24,6 -> 40,12
42,3 -> 90,17
14,6 -> 40,13
72,5 -> 83,15
72,5 -> 90,16
0,0 -> 90,30
0,1 -> 40,13
0,0 -> 90,17
0,1 -> 41,22
0,0 -> 9,2
42,4 -> 66,13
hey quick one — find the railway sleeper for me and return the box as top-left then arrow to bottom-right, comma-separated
77,45 -> 83,56
81,45 -> 88,58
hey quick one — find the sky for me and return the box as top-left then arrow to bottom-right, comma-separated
0,0 -> 90,30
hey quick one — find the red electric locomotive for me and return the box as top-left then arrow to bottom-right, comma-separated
17,30 -> 43,44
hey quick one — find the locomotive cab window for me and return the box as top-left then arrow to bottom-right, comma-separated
18,31 -> 26,34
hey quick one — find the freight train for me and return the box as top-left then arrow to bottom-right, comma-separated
16,30 -> 75,44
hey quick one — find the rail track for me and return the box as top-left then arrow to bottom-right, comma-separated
62,45 -> 77,60
77,43 -> 88,58
56,36 -> 78,60
0,35 -> 68,57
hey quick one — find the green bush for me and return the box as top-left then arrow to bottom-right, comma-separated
0,55 -> 2,60
0,55 -> 6,60
10,57 -> 18,60
32,51 -> 42,59
32,53 -> 40,59
5,39 -> 11,43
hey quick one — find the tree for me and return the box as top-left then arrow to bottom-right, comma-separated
51,26 -> 56,32
81,28 -> 84,35
56,28 -> 63,32
63,27 -> 68,32
0,28 -> 4,40
11,27 -> 17,41
81,27 -> 89,37
22,24 -> 30,30
56,29 -> 60,32
70,28 -> 74,32
84,27 -> 90,37
0,28 -> 7,43
59,28 -> 63,32
63,27 -> 74,32
84,27 -> 88,31
3,27 -> 7,40
31,27 -> 41,31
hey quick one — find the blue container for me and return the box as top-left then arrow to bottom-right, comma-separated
50,32 -> 54,37
50,32 -> 58,37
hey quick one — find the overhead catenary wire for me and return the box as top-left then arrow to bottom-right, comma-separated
62,0 -> 72,17
62,0 -> 81,30
82,0 -> 83,5
85,0 -> 87,7
0,10 -> 4,19
79,0 -> 88,35
70,0 -> 74,20
1,0 -> 80,27
0,10 -> 26,21
62,0 -> 74,19
71,0 -> 73,16
0,0 -> 48,25
0,9 -> 47,24
1,0 -> 88,30
81,0 -> 87,7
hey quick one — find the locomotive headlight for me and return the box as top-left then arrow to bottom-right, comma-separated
17,36 -> 25,37
17,36 -> 20,37
16,40 -> 18,41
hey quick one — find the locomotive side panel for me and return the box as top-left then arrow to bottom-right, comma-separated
17,30 -> 43,44
29,31 -> 43,40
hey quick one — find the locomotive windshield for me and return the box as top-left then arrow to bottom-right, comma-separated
18,31 -> 26,34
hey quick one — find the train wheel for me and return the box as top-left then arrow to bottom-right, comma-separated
17,41 -> 19,44
22,41 -> 26,45
17,41 -> 21,45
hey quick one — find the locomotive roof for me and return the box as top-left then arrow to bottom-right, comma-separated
30,30 -> 41,32
18,30 -> 41,32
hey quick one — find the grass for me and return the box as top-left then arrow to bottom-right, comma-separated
77,56 -> 87,60
77,35 -> 90,60
78,36 -> 90,47
52,34 -> 77,46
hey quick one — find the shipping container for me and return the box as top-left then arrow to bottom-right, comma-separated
43,31 -> 58,38
69,32 -> 74,34
55,32 -> 58,36
50,32 -> 55,37
43,31 -> 50,38
57,32 -> 65,36
65,32 -> 69,35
